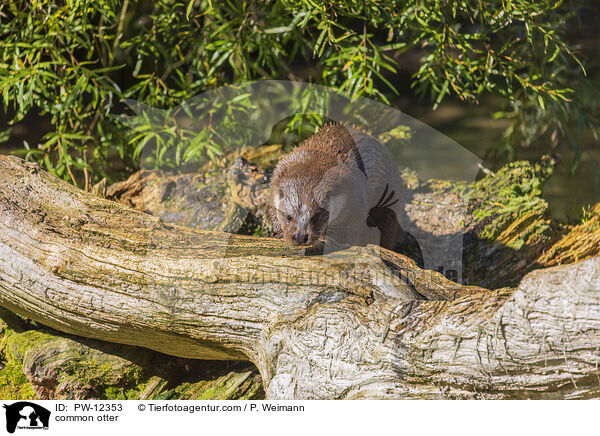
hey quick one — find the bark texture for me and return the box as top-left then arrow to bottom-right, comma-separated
1,155 -> 599,399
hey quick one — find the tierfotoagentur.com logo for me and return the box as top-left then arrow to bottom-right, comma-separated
2,402 -> 50,433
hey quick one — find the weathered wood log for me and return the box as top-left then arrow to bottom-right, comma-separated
1,155 -> 599,399
0,308 -> 263,400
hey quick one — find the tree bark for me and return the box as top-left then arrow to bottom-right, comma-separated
0,155 -> 599,399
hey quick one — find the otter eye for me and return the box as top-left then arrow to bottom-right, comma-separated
286,214 -> 292,222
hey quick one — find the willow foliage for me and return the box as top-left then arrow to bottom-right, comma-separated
0,0 -> 596,184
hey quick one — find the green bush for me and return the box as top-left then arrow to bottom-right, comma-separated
0,0 -> 597,184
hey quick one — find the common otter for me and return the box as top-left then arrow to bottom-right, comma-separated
269,124 -> 405,254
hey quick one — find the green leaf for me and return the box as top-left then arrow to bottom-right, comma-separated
433,79 -> 449,109
186,0 -> 195,20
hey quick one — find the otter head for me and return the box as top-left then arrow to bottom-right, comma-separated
272,156 -> 367,247
273,178 -> 330,246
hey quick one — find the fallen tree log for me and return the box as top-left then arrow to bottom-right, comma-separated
1,155 -> 599,399
0,307 -> 263,400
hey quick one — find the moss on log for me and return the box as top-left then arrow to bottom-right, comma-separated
465,157 -> 599,288
0,308 -> 263,400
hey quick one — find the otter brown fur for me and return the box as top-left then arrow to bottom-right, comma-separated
269,124 -> 403,253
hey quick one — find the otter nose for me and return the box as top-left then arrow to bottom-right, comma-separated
292,232 -> 308,245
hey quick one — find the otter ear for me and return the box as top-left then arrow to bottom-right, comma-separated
315,184 -> 334,211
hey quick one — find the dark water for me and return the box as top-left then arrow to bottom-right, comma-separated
396,96 -> 599,222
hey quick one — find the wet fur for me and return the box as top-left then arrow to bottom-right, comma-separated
269,124 -> 403,252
